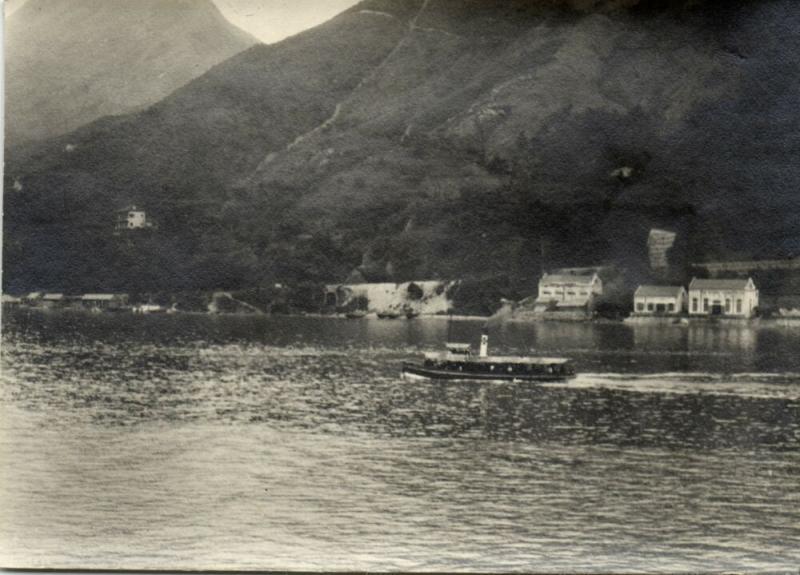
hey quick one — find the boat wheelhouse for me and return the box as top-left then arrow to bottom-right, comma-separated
402,334 -> 576,382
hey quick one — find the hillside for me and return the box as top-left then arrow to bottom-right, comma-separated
4,0 -> 256,146
3,2 -> 417,293
5,0 -> 800,297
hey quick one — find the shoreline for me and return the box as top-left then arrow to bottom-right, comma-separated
4,305 -> 800,328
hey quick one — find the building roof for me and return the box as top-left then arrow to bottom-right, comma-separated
43,293 -> 65,301
689,278 -> 755,290
634,285 -> 685,298
82,294 -> 117,301
648,228 -> 676,238
540,273 -> 597,285
550,266 -> 608,275
2,295 -> 22,303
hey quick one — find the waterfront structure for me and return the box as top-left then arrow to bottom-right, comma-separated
534,272 -> 603,312
115,206 -> 152,231
41,293 -> 66,308
776,296 -> 800,317
633,285 -> 686,315
2,295 -> 22,308
23,292 -> 43,306
81,293 -> 128,310
647,228 -> 677,272
688,277 -> 759,317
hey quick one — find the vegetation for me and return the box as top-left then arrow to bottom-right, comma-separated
4,0 -> 800,299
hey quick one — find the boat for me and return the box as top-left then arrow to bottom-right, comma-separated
377,310 -> 401,319
402,332 -> 576,382
404,309 -> 420,319
345,310 -> 367,319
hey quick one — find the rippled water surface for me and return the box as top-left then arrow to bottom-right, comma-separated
1,311 -> 798,571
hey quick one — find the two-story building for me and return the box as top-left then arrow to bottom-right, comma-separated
633,285 -> 686,315
115,206 -> 152,232
534,272 -> 603,312
688,277 -> 759,318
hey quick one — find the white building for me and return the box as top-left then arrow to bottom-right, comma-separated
633,285 -> 686,315
688,277 -> 759,318
535,272 -> 603,311
115,206 -> 152,231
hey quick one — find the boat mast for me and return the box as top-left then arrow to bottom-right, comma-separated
446,311 -> 453,343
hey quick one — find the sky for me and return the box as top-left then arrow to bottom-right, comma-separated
3,0 -> 361,43
212,0 -> 360,43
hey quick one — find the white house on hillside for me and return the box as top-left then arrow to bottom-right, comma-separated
633,285 -> 686,315
688,277 -> 759,318
115,206 -> 152,231
535,272 -> 603,311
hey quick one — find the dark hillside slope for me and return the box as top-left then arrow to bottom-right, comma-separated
240,0 -> 800,285
3,5 -> 413,292
5,0 -> 800,295
5,0 -> 256,146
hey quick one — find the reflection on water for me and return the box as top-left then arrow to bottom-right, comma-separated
687,324 -> 758,355
0,311 -> 798,571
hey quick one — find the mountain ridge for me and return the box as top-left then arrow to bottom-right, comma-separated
4,0 -> 258,146
5,0 -> 800,296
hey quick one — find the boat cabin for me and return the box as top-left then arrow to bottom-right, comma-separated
444,343 -> 472,357
422,347 -> 575,378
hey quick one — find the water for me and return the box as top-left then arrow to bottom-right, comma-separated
1,310 -> 798,571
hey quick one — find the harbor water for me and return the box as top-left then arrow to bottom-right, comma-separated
1,311 -> 798,571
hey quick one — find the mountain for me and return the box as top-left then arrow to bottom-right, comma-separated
4,0 -> 257,146
3,1 -> 416,292
5,0 -> 800,297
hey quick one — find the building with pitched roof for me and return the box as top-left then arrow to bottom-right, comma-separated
115,206 -> 153,232
534,272 -> 603,312
688,277 -> 759,317
633,285 -> 686,315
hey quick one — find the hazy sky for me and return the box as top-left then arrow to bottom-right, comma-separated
213,0 -> 359,43
3,0 -> 361,43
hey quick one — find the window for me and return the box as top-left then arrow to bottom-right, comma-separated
543,290 -> 551,295
668,303 -> 675,312
636,303 -> 644,312
692,298 -> 698,312
567,291 -> 575,296
647,303 -> 654,311
703,298 -> 709,312
725,299 -> 731,313
737,299 -> 742,313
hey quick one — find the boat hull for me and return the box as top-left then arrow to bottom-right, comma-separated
401,363 -> 575,383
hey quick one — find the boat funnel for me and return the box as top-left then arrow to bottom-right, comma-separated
479,330 -> 489,357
